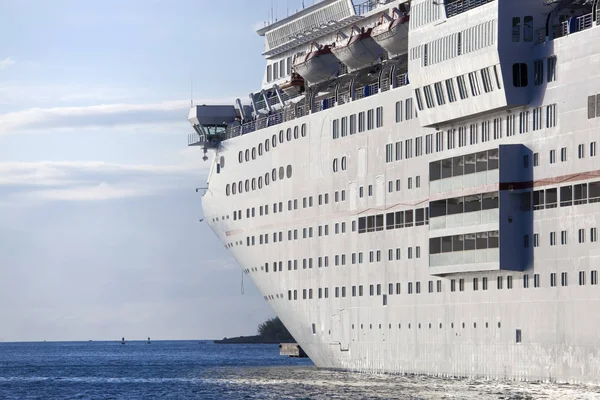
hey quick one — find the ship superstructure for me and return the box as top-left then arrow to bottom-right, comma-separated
188,0 -> 600,383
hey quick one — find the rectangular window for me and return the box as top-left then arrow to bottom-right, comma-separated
589,95 -> 597,119
434,82 -> 446,105
547,56 -> 557,82
534,59 -> 544,86
414,88 -> 424,111
512,17 -> 521,42
523,274 -> 529,288
445,79 -> 457,103
395,101 -> 403,122
482,277 -> 488,290
481,68 -> 493,93
457,75 -> 468,99
341,117 -> 348,137
376,106 -> 383,128
468,72 -> 481,96
579,271 -> 586,286
423,86 -> 435,108
367,109 -> 374,130
358,112 -> 365,132
350,114 -> 357,134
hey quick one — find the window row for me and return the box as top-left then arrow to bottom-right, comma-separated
429,191 -> 499,218
588,94 -> 600,119
532,181 -> 600,210
237,124 -> 307,164
284,270 -> 600,301
532,56 -> 557,86
528,228 -> 598,248
332,107 -> 383,139
358,207 -> 430,234
414,65 -> 502,112
266,56 -> 292,83
429,149 -> 499,181
429,230 -> 499,254
235,189 -> 346,220
263,246 -> 423,273
332,157 -> 347,172
387,176 -> 421,193
225,165 -> 292,196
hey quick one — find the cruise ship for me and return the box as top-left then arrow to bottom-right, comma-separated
187,0 -> 600,383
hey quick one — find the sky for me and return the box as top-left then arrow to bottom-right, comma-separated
0,0 -> 315,342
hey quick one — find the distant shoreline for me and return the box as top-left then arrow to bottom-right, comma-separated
214,335 -> 295,344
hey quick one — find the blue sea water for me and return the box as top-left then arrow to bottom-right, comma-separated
1,341 -> 600,400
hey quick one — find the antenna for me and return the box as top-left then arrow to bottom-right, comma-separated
190,73 -> 194,108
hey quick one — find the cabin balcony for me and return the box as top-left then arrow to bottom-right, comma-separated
536,8 -> 599,44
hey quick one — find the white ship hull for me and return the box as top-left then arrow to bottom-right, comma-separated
192,0 -> 600,384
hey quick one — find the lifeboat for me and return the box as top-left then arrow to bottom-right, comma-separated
371,5 -> 411,59
292,43 -> 340,86
279,72 -> 305,96
330,26 -> 385,73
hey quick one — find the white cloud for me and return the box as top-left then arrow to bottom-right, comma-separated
0,160 -> 208,202
0,57 -> 15,70
0,98 -> 236,135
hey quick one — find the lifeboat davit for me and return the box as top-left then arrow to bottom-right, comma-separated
293,43 -> 340,86
279,73 -> 305,96
331,26 -> 385,73
371,6 -> 410,59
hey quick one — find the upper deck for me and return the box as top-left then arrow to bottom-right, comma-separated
257,0 -> 398,57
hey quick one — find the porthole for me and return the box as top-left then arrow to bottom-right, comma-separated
279,130 -> 284,143
486,322 -> 489,328
258,176 -> 263,189
272,134 -> 277,148
279,166 -> 285,180
220,156 -> 225,169
252,147 -> 257,160
245,149 -> 250,162
451,323 -> 454,328
439,323 -> 442,329
265,173 -> 270,186
265,139 -> 270,152
258,143 -> 263,155
294,126 -> 299,139
408,323 -> 411,329
272,168 -> 277,182
286,165 -> 292,178
226,184 -> 231,196
252,178 -> 256,190
398,323 -> 401,329
389,324 -> 391,329
462,322 -> 465,329
238,181 -> 242,193
474,322 -> 477,328
333,158 -> 339,172
428,323 -> 431,329
286,128 -> 292,141
245,180 -> 250,192
360,324 -> 363,329
301,123 -> 307,137
238,151 -> 243,163
341,156 -> 347,171
232,184 -> 236,195
498,322 -> 501,328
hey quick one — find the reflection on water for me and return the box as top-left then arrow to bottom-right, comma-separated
0,341 -> 599,399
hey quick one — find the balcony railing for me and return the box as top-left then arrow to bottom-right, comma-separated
354,0 -> 394,16
189,72 -> 409,146
445,0 -> 495,18
554,12 -> 596,40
